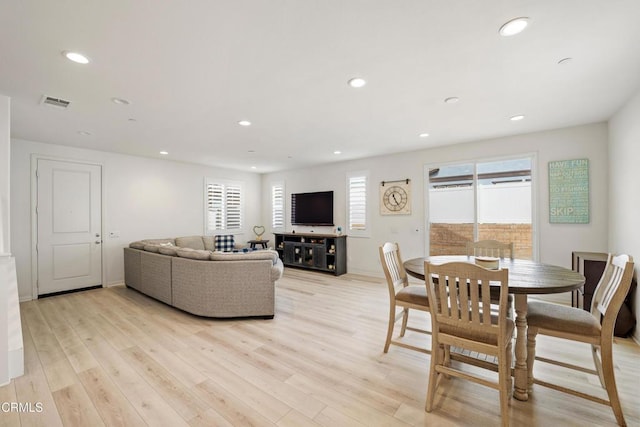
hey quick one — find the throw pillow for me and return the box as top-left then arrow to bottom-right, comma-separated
214,235 -> 235,252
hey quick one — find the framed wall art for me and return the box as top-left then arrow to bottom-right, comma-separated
548,158 -> 589,224
380,179 -> 411,215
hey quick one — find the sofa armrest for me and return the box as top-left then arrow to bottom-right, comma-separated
172,257 -> 275,318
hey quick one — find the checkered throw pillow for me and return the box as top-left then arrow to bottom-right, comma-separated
214,235 -> 235,252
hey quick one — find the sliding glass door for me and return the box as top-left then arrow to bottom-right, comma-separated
427,157 -> 533,259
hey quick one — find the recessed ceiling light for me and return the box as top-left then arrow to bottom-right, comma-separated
334,150 -> 342,155
510,115 -> 525,121
499,17 -> 530,36
558,57 -> 573,65
419,133 -> 430,138
444,97 -> 459,104
63,51 -> 90,64
77,131 -> 92,136
112,97 -> 130,105
159,151 -> 169,155
251,166 -> 257,170
238,120 -> 251,126
348,77 -> 366,88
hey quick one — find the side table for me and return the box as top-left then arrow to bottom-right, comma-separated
248,239 -> 269,249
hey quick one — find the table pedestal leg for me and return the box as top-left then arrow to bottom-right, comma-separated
513,294 -> 529,401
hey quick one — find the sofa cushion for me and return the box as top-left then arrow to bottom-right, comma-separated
214,235 -> 235,252
211,249 -> 279,264
176,236 -> 205,250
144,238 -> 176,245
202,235 -> 215,251
176,247 -> 211,260
143,244 -> 162,253
158,245 -> 178,256
130,241 -> 146,249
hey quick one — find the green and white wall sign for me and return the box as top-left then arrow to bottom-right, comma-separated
548,159 -> 589,223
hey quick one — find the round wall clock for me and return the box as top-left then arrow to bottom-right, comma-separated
380,180 -> 411,215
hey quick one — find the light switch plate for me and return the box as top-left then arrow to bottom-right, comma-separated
109,231 -> 120,238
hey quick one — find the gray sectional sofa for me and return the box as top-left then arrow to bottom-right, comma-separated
123,235 -> 283,318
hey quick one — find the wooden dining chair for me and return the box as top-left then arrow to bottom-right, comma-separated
424,261 -> 513,427
467,239 -> 515,316
379,242 -> 431,354
466,239 -> 515,259
526,253 -> 634,427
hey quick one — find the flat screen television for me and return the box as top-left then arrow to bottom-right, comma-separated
291,191 -> 334,226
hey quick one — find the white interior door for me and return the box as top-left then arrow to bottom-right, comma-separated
37,159 -> 102,296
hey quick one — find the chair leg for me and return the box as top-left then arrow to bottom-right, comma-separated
384,302 -> 396,353
425,342 -> 443,412
498,341 -> 512,427
591,344 -> 606,388
506,340 -> 513,394
400,308 -> 409,337
526,327 -> 538,390
600,340 -> 627,426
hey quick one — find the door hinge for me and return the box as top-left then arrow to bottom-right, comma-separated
35,205 -> 38,214
36,169 -> 39,179
35,243 -> 38,253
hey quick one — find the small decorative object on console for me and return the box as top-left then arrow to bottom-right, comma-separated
253,225 -> 266,241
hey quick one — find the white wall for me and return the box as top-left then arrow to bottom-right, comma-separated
609,87 -> 640,342
262,122 -> 609,279
0,96 -> 8,254
0,94 -> 10,385
11,138 -> 262,300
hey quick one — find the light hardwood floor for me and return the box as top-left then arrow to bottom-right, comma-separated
2,269 -> 639,426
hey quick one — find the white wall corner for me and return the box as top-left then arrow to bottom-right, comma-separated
1,256 -> 23,385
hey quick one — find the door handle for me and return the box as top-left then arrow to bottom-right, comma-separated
95,240 -> 102,244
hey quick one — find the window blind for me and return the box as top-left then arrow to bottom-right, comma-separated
272,184 -> 284,229
349,175 -> 367,231
206,180 -> 243,232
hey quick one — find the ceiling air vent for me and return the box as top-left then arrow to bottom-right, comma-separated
40,95 -> 71,109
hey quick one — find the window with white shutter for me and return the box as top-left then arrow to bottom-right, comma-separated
204,178 -> 243,234
347,172 -> 369,237
271,182 -> 285,230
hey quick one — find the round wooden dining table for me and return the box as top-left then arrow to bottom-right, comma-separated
403,255 -> 585,401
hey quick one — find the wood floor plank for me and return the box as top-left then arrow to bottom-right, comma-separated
276,409 -> 324,427
193,378 -> 277,426
77,326 -> 189,426
0,379 -> 21,427
13,316 -> 63,427
0,269 -> 638,427
187,408 -> 235,427
176,335 -> 326,419
119,346 -> 211,420
51,382 -> 105,427
77,366 -> 146,427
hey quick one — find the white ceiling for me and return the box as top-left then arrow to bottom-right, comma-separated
2,1 -> 640,173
